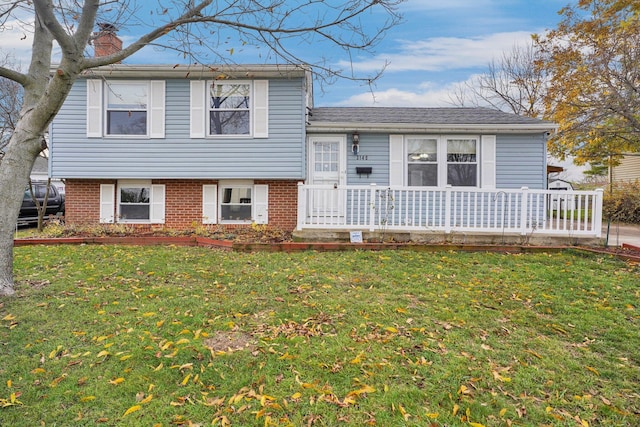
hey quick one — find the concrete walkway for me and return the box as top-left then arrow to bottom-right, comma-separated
602,222 -> 640,248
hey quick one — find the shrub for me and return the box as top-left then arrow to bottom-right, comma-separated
603,180 -> 640,223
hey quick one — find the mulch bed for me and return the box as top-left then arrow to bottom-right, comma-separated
13,233 -> 640,263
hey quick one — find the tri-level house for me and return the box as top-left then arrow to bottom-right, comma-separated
51,63 -> 308,231
49,32 -> 603,242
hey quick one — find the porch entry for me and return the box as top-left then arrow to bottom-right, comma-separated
308,135 -> 347,220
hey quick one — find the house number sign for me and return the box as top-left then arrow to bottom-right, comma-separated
355,155 -> 368,161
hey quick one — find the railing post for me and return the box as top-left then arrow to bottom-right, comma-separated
296,182 -> 306,231
594,188 -> 604,238
444,185 -> 452,233
520,187 -> 529,235
369,183 -> 377,232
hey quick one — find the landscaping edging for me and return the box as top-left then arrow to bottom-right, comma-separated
12,235 -> 640,262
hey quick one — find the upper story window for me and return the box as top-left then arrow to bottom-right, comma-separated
106,82 -> 148,135
209,82 -> 251,135
190,80 -> 269,139
86,79 -> 165,139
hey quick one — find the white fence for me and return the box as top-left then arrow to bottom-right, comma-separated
297,184 -> 604,237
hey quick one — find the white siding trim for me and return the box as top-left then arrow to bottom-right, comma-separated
202,184 -> 218,224
253,80 -> 269,138
87,79 -> 103,137
389,135 -> 404,186
150,184 -> 165,224
481,135 -> 496,189
190,80 -> 206,138
99,183 -> 115,223
254,184 -> 269,224
149,80 -> 165,138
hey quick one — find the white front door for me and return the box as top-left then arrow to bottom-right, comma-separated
308,136 -> 346,218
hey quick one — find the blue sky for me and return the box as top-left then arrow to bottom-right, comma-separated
3,0 -> 568,108
2,0 -> 585,178
318,0 -> 569,107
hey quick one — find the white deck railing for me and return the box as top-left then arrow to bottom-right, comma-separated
297,183 -> 604,238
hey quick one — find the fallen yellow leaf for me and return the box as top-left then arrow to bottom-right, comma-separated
586,366 -> 600,376
123,405 -> 141,417
139,394 -> 153,405
109,377 -> 125,385
181,374 -> 191,386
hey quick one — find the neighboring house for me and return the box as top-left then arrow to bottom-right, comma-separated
48,30 -> 603,240
30,156 -> 65,194
611,154 -> 640,183
548,179 -> 575,211
30,156 -> 49,182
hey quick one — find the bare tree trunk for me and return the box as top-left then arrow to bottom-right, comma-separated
0,130 -> 42,296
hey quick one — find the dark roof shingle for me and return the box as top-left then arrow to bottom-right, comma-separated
309,107 -> 552,126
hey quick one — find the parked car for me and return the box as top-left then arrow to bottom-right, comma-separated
18,181 -> 65,225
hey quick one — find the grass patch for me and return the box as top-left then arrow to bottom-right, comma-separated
1,246 -> 639,426
549,209 -> 592,221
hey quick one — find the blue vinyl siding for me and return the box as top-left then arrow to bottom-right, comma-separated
496,134 -> 546,189
50,78 -> 306,179
346,133 -> 389,185
338,132 -> 546,189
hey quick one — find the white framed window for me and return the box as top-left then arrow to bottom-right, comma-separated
218,180 -> 253,223
446,137 -> 478,187
99,181 -> 165,224
190,80 -> 268,138
391,135 -> 491,188
87,79 -> 165,138
407,137 -> 438,186
106,82 -> 148,135
202,182 -> 268,224
119,181 -> 151,221
209,81 -> 251,136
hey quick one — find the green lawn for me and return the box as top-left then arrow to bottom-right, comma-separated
1,245 -> 639,426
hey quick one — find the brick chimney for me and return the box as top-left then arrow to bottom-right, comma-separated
93,23 -> 122,58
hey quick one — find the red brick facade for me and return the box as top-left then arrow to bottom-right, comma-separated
64,179 -> 299,231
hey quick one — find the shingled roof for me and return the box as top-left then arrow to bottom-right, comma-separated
307,107 -> 556,133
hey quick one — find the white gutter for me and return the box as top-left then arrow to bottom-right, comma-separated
307,122 -> 559,134
64,64 -> 310,79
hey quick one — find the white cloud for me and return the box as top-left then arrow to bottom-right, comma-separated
341,31 -> 537,73
334,79 -> 473,107
0,19 -> 35,66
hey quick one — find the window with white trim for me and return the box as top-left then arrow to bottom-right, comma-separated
202,182 -> 269,225
403,135 -> 479,187
86,79 -> 165,138
119,183 -> 151,221
407,137 -> 438,186
209,81 -> 251,135
220,182 -> 253,222
190,80 -> 268,138
446,138 -> 478,187
106,82 -> 148,135
100,181 -> 165,224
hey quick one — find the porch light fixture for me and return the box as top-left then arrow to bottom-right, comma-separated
352,132 -> 360,155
